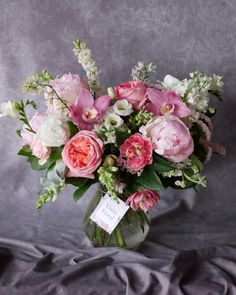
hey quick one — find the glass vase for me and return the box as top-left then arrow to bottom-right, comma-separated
83,186 -> 150,249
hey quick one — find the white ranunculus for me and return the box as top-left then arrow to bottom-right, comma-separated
104,113 -> 124,128
113,99 -> 133,116
0,101 -> 18,118
37,115 -> 70,147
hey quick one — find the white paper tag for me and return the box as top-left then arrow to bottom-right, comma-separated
90,193 -> 129,234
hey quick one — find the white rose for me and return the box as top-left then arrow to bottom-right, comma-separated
113,99 -> 133,116
104,113 -> 124,128
0,101 -> 18,118
37,115 -> 70,147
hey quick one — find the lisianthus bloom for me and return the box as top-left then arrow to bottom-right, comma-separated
115,81 -> 148,110
113,99 -> 133,116
145,88 -> 190,118
71,89 -> 111,130
21,111 -> 51,164
50,73 -> 89,105
0,101 -> 18,118
62,131 -> 104,178
126,189 -> 160,212
140,115 -> 194,162
119,133 -> 154,173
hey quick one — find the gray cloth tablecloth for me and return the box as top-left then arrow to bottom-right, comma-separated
0,1 -> 235,294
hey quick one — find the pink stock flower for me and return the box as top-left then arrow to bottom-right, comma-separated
119,133 -> 154,173
50,73 -> 89,105
126,189 -> 160,212
21,111 -> 51,164
71,89 -> 111,130
62,130 -> 104,179
140,115 -> 194,163
145,88 -> 190,118
115,81 -> 148,110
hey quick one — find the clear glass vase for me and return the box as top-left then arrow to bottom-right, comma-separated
83,186 -> 150,249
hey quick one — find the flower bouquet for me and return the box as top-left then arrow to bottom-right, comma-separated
0,39 -> 225,248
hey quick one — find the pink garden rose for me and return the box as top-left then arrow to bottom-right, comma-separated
115,81 -> 148,110
50,73 -> 89,105
140,115 -> 194,162
62,130 -> 104,179
71,88 -> 111,130
126,189 -> 160,212
119,133 -> 154,173
145,88 -> 190,118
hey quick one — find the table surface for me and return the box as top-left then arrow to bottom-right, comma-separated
0,1 -> 235,294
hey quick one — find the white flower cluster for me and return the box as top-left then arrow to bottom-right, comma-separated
0,101 -> 18,118
162,71 -> 223,120
131,61 -> 156,81
73,39 -> 101,96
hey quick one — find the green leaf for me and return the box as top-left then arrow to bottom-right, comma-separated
136,166 -> 164,190
73,180 -> 95,201
152,155 -> 173,172
115,128 -> 131,147
190,154 -> 204,171
18,145 -> 32,157
66,177 -> 88,187
68,121 -> 79,137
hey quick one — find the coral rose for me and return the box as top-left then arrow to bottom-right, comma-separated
119,133 -> 154,173
115,81 -> 148,110
140,115 -> 194,162
126,189 -> 160,212
62,131 -> 104,179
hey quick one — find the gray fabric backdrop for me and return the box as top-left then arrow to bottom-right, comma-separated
0,0 -> 236,294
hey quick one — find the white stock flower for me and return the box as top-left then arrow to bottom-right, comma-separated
113,99 -> 133,116
0,101 -> 18,118
104,113 -> 124,128
37,115 -> 70,147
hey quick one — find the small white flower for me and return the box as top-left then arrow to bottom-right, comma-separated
104,113 -> 124,129
113,99 -> 133,116
0,101 -> 18,118
37,115 -> 70,147
163,75 -> 189,97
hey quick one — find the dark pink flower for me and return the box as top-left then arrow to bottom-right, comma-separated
71,89 -> 111,130
126,190 -> 160,212
115,81 -> 148,110
145,88 -> 190,118
119,133 -> 154,173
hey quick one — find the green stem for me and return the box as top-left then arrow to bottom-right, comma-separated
116,224 -> 126,248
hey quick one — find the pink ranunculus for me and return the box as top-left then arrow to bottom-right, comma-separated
140,115 -> 194,162
71,88 -> 111,130
30,136 -> 51,165
126,190 -> 160,212
62,130 -> 104,179
50,73 -> 89,105
145,88 -> 190,118
119,133 -> 154,173
115,81 -> 148,110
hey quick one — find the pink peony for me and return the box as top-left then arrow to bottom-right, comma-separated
140,115 -> 194,162
119,133 -> 154,173
115,81 -> 148,110
62,130 -> 104,179
71,88 -> 111,130
50,73 -> 89,105
126,189 -> 160,212
145,88 -> 190,118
